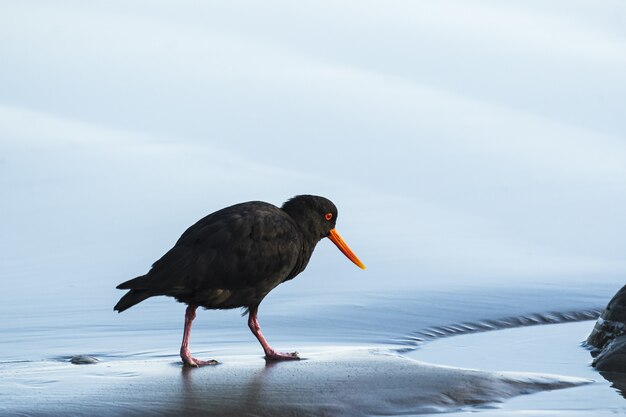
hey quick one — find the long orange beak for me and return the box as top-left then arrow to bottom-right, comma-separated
327,229 -> 366,270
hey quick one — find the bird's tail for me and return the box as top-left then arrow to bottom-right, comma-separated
114,289 -> 151,312
114,275 -> 153,312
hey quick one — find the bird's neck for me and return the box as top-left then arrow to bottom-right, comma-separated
281,208 -> 323,279
284,230 -> 318,282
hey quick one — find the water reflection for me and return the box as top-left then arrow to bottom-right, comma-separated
178,358 -> 285,416
600,371 -> 626,400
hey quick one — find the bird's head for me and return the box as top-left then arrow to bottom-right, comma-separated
282,195 -> 366,270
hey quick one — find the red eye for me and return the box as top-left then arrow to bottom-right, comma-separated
325,213 -> 333,221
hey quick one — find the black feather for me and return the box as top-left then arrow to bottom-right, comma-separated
114,195 -> 339,312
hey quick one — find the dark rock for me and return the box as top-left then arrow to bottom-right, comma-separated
587,284 -> 626,373
70,355 -> 99,365
593,335 -> 626,372
587,284 -> 626,350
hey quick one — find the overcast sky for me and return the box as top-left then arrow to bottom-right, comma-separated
1,1 -> 625,293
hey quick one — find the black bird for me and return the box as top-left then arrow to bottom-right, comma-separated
114,195 -> 365,366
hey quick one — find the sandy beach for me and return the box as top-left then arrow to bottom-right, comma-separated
0,342 -> 592,416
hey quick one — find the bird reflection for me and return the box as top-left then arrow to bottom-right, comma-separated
177,357 -> 291,416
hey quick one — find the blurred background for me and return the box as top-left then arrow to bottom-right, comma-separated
1,0 -> 625,361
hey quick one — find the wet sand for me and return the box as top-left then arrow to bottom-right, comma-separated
0,347 -> 590,417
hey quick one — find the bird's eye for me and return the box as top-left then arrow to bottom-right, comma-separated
325,213 -> 333,221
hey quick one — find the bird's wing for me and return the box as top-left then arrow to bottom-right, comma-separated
135,202 -> 302,296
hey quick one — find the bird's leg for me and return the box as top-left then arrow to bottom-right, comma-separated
180,304 -> 218,367
248,305 -> 299,361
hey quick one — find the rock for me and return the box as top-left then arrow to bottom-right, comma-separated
593,335 -> 626,372
70,355 -> 99,365
587,316 -> 626,353
587,284 -> 626,373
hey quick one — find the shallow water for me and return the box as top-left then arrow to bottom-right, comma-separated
1,280 -> 623,416
0,280 -> 612,363
416,321 -> 626,416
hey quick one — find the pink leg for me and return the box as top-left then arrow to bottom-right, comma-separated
180,305 -> 218,367
248,305 -> 299,361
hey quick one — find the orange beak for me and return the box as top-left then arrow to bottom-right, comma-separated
327,229 -> 366,270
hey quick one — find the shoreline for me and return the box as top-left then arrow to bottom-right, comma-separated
1,328 -> 597,417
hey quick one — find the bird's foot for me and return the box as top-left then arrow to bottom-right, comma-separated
264,350 -> 300,361
181,350 -> 219,367
185,358 -> 219,367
